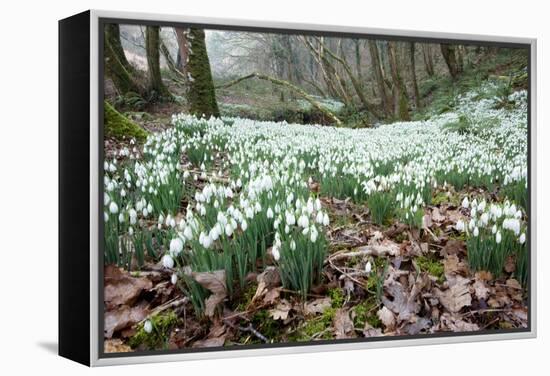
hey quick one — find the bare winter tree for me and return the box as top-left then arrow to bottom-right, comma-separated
145,26 -> 171,100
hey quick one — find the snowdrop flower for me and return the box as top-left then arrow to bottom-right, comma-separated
286,212 -> 296,226
315,198 -> 322,211
455,220 -> 465,232
496,231 -> 502,244
241,219 -> 248,231
171,273 -> 178,285
306,199 -> 314,215
310,225 -> 318,243
316,211 -> 324,224
473,227 -> 479,237
290,239 -> 296,251
519,233 -> 526,244
162,254 -> 174,269
365,261 -> 372,274
183,226 -> 193,240
322,213 -> 330,226
129,209 -> 137,225
272,246 -> 280,261
480,212 -> 489,226
170,238 -> 184,256
267,207 -> 274,219
461,197 -> 469,209
492,224 -> 497,234
144,320 -> 153,334
109,201 -> 118,214
128,226 -> 134,236
298,214 -> 309,228
225,223 -> 234,237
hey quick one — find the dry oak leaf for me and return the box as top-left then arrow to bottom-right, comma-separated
472,279 -> 490,301
104,339 -> 133,353
104,302 -> 149,338
443,254 -> 468,278
363,323 -> 383,338
104,265 -> 153,310
377,306 -> 396,330
434,275 -> 472,314
192,270 -> 227,317
439,313 -> 479,332
251,266 -> 281,305
334,308 -> 355,339
382,272 -> 429,322
305,297 -> 332,316
357,235 -> 401,257
269,299 -> 292,321
441,240 -> 466,257
431,207 -> 445,222
192,322 -> 227,348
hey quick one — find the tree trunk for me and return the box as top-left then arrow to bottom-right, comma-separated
354,39 -> 363,82
440,44 -> 460,80
174,28 -> 189,73
186,28 -> 220,118
145,26 -> 171,100
421,44 -> 435,77
409,42 -> 421,109
387,41 -> 410,121
104,24 -> 142,95
368,40 -> 392,118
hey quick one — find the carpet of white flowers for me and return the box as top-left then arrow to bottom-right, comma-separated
103,83 -> 528,349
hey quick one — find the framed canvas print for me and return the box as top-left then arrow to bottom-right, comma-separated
58,10 -> 537,366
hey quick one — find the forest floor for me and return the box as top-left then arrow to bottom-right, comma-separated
103,52 -> 529,353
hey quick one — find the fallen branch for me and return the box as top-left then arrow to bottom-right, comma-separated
223,319 -> 269,343
215,72 -> 343,126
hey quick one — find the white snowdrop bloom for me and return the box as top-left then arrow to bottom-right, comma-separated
245,206 -> 254,219
267,207 -> 274,219
302,227 -> 310,236
104,193 -> 110,205
310,226 -> 318,243
323,213 -> 330,226
286,212 -> 296,226
184,226 -> 193,240
225,223 -> 234,237
104,211 -> 109,222
492,224 -> 497,234
255,202 -> 262,213
480,212 -> 489,226
274,218 -> 281,229
120,188 -> 126,198
241,219 -> 248,231
519,233 -> 526,244
473,227 -> 479,237
316,211 -> 324,224
462,197 -> 469,209
143,208 -> 149,217
478,200 -> 486,212
455,220 -> 465,232
118,213 -> 125,222
468,218 -> 476,231
171,273 -> 178,285
365,261 -> 372,274
109,201 -> 119,214
144,320 -> 153,334
158,214 -> 165,225
170,238 -> 184,256
315,198 -> 322,211
290,239 -> 296,251
284,224 -> 290,234
496,231 -> 502,244
298,214 -> 309,229
128,226 -> 134,236
306,199 -> 314,215
514,210 -> 522,219
129,209 -> 137,224
147,203 -> 153,214
272,246 -> 280,261
162,254 -> 175,269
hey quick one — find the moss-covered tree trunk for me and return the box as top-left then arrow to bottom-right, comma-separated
145,26 -> 171,101
174,28 -> 190,74
387,41 -> 410,121
368,40 -> 393,119
186,28 -> 220,118
440,43 -> 460,80
104,24 -> 142,95
104,101 -> 148,141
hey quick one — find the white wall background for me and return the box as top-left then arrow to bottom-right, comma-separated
0,0 -> 546,374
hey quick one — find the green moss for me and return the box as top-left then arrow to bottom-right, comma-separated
104,101 -> 148,142
234,283 -> 258,312
328,288 -> 345,308
129,311 -> 178,350
292,307 -> 336,341
353,298 -> 381,329
415,255 -> 445,283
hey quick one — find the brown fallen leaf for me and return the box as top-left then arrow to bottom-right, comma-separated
269,299 -> 292,321
104,302 -> 149,338
431,207 -> 445,222
472,279 -> 490,300
192,270 -> 227,317
443,254 -> 468,277
363,323 -> 383,338
263,287 -> 282,305
334,308 -> 355,339
251,266 -> 281,306
475,270 -> 493,281
104,339 -> 133,353
377,306 -> 396,330
439,313 -> 479,332
305,297 -> 332,316
505,256 -> 516,273
104,265 -> 153,310
434,275 -> 471,314
191,323 -> 227,348
382,272 -> 429,322
401,317 -> 431,335
441,240 -> 466,257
